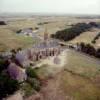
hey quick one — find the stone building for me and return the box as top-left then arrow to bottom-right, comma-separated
15,29 -> 61,67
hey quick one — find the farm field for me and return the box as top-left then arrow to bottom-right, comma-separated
0,16 -> 100,52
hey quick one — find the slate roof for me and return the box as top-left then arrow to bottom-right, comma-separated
33,39 -> 59,49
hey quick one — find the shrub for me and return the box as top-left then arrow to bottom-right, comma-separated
0,59 -> 9,73
27,78 -> 41,91
79,42 -> 100,59
91,40 -> 96,44
96,48 -> 100,58
0,21 -> 6,25
26,67 -> 38,78
0,73 -> 19,99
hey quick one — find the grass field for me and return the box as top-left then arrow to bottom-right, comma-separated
62,50 -> 100,100
69,28 -> 100,48
61,71 -> 100,100
0,26 -> 36,52
65,50 -> 100,78
35,49 -> 100,100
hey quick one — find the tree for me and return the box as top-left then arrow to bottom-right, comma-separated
26,67 -> 38,78
27,78 -> 40,91
96,48 -> 100,58
0,59 -> 9,73
92,40 -> 96,44
0,73 -> 20,99
0,21 -> 6,25
51,23 -> 93,41
26,67 -> 41,91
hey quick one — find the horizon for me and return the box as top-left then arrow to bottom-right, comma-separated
0,12 -> 100,17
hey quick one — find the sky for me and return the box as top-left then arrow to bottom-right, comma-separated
0,0 -> 100,15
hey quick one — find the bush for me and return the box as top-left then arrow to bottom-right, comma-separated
16,29 -> 22,33
79,42 -> 100,59
0,73 -> 20,99
0,21 -> 6,25
92,32 -> 100,44
26,67 -> 38,78
0,59 -> 9,73
21,83 -> 35,97
96,48 -> 100,58
27,78 -> 41,91
91,40 -> 96,44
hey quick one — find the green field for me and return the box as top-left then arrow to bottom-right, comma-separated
69,28 -> 100,48
65,50 -> 100,78
0,25 -> 37,52
61,71 -> 100,100
62,50 -> 100,100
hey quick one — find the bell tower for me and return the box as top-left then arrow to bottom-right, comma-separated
44,27 -> 49,41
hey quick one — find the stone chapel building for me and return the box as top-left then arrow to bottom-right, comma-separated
15,29 -> 61,67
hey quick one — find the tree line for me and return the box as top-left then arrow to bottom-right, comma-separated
51,22 -> 100,41
92,32 -> 100,44
77,42 -> 100,59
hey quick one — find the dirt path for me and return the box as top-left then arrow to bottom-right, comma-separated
39,72 -> 68,100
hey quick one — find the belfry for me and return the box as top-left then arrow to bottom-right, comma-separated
44,27 -> 49,41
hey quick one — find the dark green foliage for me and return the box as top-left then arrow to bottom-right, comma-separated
0,21 -> 6,25
80,42 -> 96,55
10,49 -> 17,59
38,22 -> 49,25
26,67 -> 41,92
17,47 -> 22,52
26,67 -> 38,78
89,22 -> 99,27
91,40 -> 96,44
51,23 -> 92,41
29,28 -> 33,30
92,32 -> 100,44
35,27 -> 39,30
79,42 -> 100,58
16,29 -> 22,33
0,59 -> 9,73
96,48 -> 100,58
0,73 -> 19,99
27,78 -> 41,91
10,49 -> 17,54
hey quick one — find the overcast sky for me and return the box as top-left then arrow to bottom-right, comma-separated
0,0 -> 100,15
